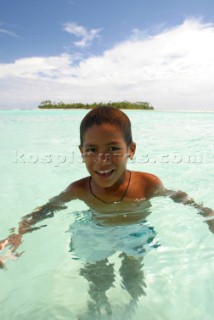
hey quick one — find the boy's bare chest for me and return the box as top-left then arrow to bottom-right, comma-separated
81,182 -> 146,208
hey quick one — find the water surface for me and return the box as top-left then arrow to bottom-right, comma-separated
0,109 -> 213,320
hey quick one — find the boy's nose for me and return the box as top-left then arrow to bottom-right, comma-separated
95,153 -> 111,163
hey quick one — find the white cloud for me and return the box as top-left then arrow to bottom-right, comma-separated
0,54 -> 73,79
1,18 -> 214,110
0,28 -> 18,38
63,22 -> 101,48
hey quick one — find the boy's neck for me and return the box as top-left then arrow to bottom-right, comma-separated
89,170 -> 131,204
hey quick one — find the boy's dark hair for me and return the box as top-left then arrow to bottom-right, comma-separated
80,106 -> 133,146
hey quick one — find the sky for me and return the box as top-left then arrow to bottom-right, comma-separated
1,0 -> 214,111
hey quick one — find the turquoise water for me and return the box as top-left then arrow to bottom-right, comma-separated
0,109 -> 214,319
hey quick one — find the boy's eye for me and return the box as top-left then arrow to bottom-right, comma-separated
85,147 -> 96,153
108,146 -> 121,152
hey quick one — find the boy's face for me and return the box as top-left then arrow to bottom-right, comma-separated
79,123 -> 136,188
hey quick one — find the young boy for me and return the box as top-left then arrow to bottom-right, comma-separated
0,106 -> 213,266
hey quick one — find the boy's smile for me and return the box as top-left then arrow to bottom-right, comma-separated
80,123 -> 136,190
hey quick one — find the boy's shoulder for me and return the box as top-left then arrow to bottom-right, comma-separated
59,177 -> 90,202
131,171 -> 165,198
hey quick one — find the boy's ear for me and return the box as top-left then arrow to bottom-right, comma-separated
128,142 -> 136,160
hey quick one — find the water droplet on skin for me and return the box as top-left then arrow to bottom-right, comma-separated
135,198 -> 146,203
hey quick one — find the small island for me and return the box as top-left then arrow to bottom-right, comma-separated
38,100 -> 154,110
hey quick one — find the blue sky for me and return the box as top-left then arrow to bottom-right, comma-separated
1,0 -> 214,110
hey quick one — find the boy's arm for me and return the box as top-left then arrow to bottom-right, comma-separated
0,191 -> 71,256
0,179 -> 84,260
146,175 -> 214,233
18,194 -> 68,235
164,189 -> 214,233
0,180 -> 84,268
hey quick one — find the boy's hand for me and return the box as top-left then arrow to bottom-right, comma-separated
5,234 -> 23,252
203,209 -> 214,233
0,235 -> 23,269
0,238 -> 9,251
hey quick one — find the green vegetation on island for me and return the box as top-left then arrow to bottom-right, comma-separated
38,100 -> 154,110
